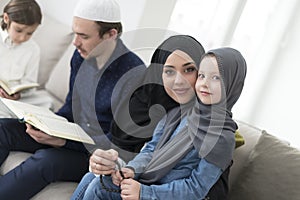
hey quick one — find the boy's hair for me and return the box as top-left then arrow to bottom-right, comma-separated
95,21 -> 123,38
1,0 -> 42,30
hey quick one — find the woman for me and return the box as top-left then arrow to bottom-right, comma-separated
82,47 -> 247,200
71,35 -> 207,199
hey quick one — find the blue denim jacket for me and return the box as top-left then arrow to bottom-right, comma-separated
127,116 -> 222,200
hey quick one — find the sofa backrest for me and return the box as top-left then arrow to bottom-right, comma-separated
32,14 -> 74,88
45,43 -> 75,108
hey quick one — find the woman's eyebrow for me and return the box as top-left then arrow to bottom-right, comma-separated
183,62 -> 196,67
163,65 -> 175,68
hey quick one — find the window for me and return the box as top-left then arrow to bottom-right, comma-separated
168,0 -> 300,147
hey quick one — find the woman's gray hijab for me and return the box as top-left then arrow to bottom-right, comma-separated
139,47 -> 247,184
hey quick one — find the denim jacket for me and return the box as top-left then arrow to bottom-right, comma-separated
127,116 -> 222,200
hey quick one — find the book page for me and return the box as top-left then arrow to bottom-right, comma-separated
0,80 -> 12,95
10,82 -> 39,94
32,115 -> 95,144
0,98 -> 66,122
1,98 -> 94,144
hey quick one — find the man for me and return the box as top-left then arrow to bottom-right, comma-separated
0,0 -> 144,198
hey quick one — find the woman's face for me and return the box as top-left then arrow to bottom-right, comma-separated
162,50 -> 198,104
196,55 -> 222,105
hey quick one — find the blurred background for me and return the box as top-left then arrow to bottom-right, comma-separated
1,0 -> 299,147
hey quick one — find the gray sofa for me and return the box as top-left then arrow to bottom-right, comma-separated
1,9 -> 300,200
4,118 -> 300,200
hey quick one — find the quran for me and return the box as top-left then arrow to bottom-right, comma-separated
0,80 -> 39,95
0,98 -> 95,144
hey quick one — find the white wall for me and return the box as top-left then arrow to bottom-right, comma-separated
36,0 -> 146,31
166,0 -> 300,147
228,0 -> 300,147
1,0 -> 176,69
35,0 -> 169,63
250,8 -> 300,145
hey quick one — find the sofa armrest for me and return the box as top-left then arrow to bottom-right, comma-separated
0,151 -> 78,200
0,152 -> 32,175
229,121 -> 261,188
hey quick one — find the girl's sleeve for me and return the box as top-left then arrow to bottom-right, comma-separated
140,159 -> 223,200
126,115 -> 166,174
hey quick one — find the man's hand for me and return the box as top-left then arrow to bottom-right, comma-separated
0,88 -> 21,100
90,149 -> 118,175
120,179 -> 141,200
25,124 -> 66,147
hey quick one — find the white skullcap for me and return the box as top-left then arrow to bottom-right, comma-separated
74,0 -> 121,23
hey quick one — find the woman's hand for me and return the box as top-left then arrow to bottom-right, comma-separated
120,178 -> 141,200
89,149 -> 118,175
25,124 -> 66,147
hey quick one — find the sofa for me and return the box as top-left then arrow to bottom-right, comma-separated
1,12 -> 300,200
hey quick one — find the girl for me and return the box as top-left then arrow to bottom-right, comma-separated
0,0 -> 52,117
82,47 -> 247,200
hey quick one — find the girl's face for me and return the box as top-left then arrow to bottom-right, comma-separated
196,55 -> 222,105
6,21 -> 38,44
3,13 -> 38,44
162,50 -> 198,104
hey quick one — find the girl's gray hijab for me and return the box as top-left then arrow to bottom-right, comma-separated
139,47 -> 247,184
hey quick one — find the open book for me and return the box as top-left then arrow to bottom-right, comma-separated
0,98 -> 95,144
0,80 -> 39,95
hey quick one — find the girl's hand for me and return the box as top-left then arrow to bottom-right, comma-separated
112,167 -> 135,186
111,170 -> 122,186
0,88 -> 21,100
9,92 -> 21,100
120,179 -> 141,200
120,167 -> 135,179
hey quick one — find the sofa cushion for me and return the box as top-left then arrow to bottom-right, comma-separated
33,14 -> 74,88
31,182 -> 78,200
0,151 -> 78,200
229,131 -> 300,200
45,44 -> 76,111
0,0 -> 9,10
0,151 -> 32,175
